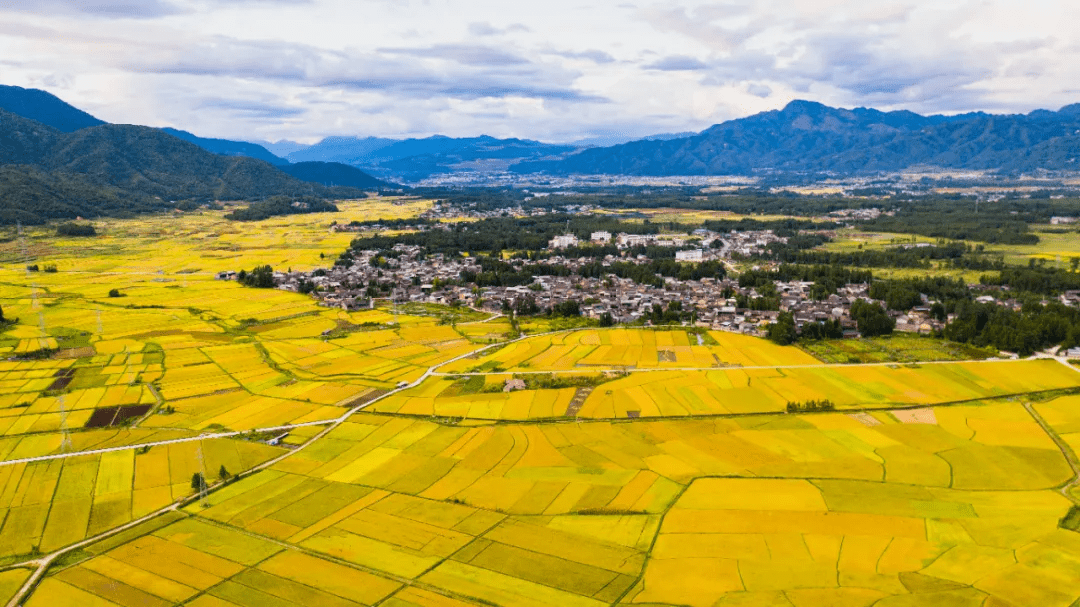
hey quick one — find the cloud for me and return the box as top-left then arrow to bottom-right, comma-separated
196,97 -> 307,119
1,0 -> 1077,142
645,55 -> 708,71
379,44 -> 531,67
467,22 -> 531,36
0,0 -> 182,18
114,35 -> 605,103
545,49 -> 616,64
747,82 -> 771,98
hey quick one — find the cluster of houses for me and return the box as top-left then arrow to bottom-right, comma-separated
422,201 -> 598,221
253,240 -> 958,338
826,208 -> 887,221
547,229 -> 786,263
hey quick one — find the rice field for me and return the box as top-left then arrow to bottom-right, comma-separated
4,208 -> 1080,607
0,202 -> 484,448
21,400 -> 1080,607
442,328 -> 819,374
375,358 -> 1080,421
0,437 -> 283,564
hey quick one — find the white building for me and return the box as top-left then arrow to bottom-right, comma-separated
1051,217 -> 1078,225
617,233 -> 651,248
676,249 -> 704,262
549,234 -> 580,249
590,231 -> 612,243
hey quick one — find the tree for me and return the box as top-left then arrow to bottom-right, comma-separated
108,288 -> 121,298
930,302 -> 947,322
56,223 -> 97,237
1072,257 -> 1080,272
190,472 -> 207,493
551,300 -> 581,318
218,465 -> 230,482
851,300 -> 895,337
239,265 -> 275,288
767,312 -> 798,345
598,312 -> 615,327
0,304 -> 4,323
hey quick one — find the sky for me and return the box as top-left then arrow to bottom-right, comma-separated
0,0 -> 1076,145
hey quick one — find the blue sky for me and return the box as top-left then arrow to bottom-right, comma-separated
0,0 -> 1074,144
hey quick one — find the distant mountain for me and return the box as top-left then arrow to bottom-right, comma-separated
286,134 -> 577,181
286,136 -> 397,164
0,109 -> 368,224
515,100 -> 1080,176
280,162 -> 392,189
0,85 -> 105,132
260,140 -> 310,158
161,128 -> 288,165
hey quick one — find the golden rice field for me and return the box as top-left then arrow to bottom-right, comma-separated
442,328 -> 820,373
376,358 -> 1080,420
0,437 -> 283,565
4,208 -> 1080,607
22,398 -> 1080,607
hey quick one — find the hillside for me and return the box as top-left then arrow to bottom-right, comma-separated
0,85 -> 105,132
515,100 -> 1080,176
280,161 -> 392,189
161,128 -> 288,165
0,110 -> 365,224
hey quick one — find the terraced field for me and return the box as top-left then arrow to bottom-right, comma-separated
2,207 -> 1080,607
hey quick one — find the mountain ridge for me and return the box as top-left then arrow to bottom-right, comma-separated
513,100 -> 1080,176
0,109 -> 379,224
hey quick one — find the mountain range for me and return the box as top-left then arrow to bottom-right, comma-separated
3,83 -> 1080,218
515,100 -> 1080,176
278,135 -> 576,181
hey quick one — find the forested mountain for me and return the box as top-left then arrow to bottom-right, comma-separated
280,162 -> 393,189
161,128 -> 288,165
514,100 -> 1080,176
0,110 -> 369,224
0,85 -> 105,132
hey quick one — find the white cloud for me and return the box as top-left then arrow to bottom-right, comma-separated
0,0 -> 1075,142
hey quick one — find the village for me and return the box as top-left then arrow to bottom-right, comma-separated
212,225 -> 993,340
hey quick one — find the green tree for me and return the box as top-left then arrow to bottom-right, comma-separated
108,288 -> 121,298
191,472 -> 207,492
767,312 -> 798,345
851,300 -> 895,337
218,465 -> 230,482
239,265 -> 275,288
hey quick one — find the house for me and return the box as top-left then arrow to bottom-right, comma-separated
591,231 -> 612,244
676,249 -> 704,262
549,234 -> 580,249
504,379 -> 527,392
